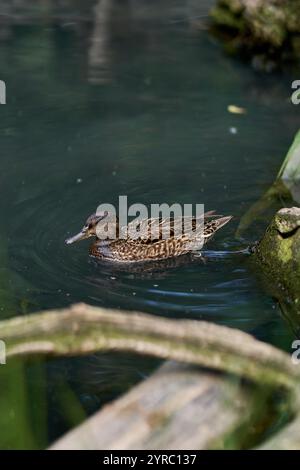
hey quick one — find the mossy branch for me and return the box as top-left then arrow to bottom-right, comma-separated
0,303 -> 299,392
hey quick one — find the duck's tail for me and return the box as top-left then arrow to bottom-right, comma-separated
214,215 -> 233,230
204,215 -> 233,240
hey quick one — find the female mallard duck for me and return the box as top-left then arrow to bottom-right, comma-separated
65,211 -> 232,263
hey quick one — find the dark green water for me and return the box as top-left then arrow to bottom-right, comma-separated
0,0 -> 300,449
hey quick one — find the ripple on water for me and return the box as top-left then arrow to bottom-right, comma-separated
8,194 -> 270,334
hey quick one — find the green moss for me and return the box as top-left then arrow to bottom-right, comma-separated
211,5 -> 245,32
253,208 -> 300,333
278,238 -> 293,264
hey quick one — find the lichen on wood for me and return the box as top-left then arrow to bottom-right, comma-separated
0,303 -> 299,392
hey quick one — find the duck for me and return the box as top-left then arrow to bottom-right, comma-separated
65,210 -> 232,263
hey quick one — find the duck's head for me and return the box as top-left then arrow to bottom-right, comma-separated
65,212 -> 108,245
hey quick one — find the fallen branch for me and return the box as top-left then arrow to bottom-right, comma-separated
0,303 -> 299,392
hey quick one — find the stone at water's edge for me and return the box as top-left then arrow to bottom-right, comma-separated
211,0 -> 300,62
254,207 -> 300,334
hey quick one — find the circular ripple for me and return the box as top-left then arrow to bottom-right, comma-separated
8,192 -> 267,334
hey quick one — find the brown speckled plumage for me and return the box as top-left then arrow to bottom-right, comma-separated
66,211 -> 232,263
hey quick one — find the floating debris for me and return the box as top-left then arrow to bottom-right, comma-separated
227,105 -> 247,115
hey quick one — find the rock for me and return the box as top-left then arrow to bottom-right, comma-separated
254,207 -> 300,334
210,0 -> 300,63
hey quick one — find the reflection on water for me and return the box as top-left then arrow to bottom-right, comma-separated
0,0 -> 299,449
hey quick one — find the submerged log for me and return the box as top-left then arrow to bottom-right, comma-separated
49,362 -> 251,450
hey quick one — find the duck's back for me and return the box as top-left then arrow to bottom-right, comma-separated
89,213 -> 232,262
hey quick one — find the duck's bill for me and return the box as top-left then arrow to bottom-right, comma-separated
65,231 -> 88,245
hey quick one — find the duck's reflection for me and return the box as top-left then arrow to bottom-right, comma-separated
89,252 -> 205,279
88,0 -> 113,84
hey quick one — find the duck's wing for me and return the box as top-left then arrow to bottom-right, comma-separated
120,211 -> 231,244
123,216 -> 205,244
204,210 -> 229,218
122,217 -> 174,244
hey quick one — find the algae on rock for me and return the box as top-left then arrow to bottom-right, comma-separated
211,0 -> 300,61
253,207 -> 300,335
